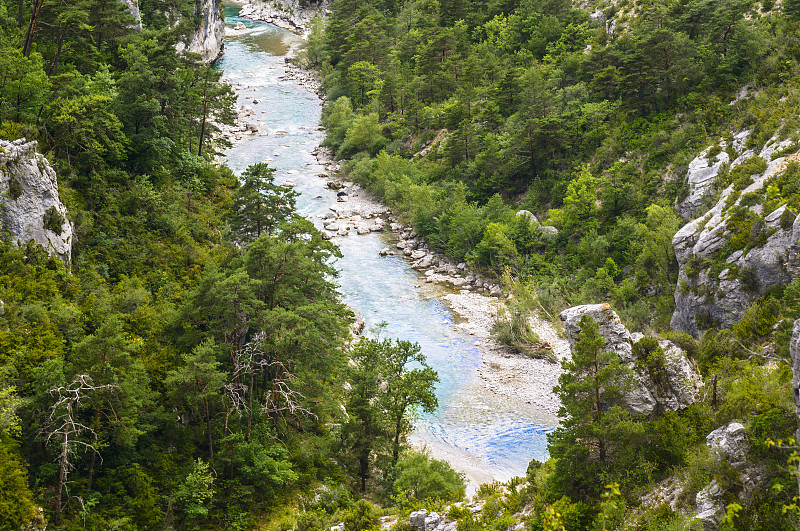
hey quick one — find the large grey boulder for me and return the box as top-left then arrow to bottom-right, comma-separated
671,148 -> 800,336
707,422 -> 748,463
0,139 -> 73,264
560,304 -> 702,416
177,0 -> 224,63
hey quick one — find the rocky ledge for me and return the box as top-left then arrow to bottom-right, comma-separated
239,0 -> 332,36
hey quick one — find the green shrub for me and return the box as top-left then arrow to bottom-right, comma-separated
340,499 -> 379,531
393,451 -> 465,503
42,206 -> 64,235
7,177 -> 22,200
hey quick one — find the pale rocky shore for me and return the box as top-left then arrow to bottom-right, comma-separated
238,0 -> 332,37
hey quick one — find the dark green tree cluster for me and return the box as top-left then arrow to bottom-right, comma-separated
0,1 -> 449,529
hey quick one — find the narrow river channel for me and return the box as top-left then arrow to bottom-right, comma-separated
217,6 -> 556,489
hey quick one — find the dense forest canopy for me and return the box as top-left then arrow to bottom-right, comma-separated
2,0 -> 800,529
0,1 -> 456,529
306,0 -> 800,528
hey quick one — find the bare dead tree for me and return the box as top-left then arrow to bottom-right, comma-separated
232,333 -> 316,439
46,374 -> 118,524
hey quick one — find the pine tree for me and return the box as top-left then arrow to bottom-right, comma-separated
547,314 -> 632,500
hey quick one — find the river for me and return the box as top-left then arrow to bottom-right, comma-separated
217,6 -> 557,490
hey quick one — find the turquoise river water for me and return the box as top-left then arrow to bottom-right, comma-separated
218,6 -> 555,487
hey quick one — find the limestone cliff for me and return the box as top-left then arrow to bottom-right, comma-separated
177,0 -> 225,64
671,134 -> 800,336
559,303 -> 702,416
0,139 -> 73,264
120,0 -> 143,29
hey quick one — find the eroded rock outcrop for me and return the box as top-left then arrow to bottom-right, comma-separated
560,304 -> 702,416
239,0 -> 331,36
694,421 -> 765,530
671,140 -> 800,336
0,139 -> 73,264
177,0 -> 224,63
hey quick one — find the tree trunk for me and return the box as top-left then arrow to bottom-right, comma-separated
204,396 -> 214,471
49,32 -> 64,76
86,405 -> 102,492
22,0 -> 44,57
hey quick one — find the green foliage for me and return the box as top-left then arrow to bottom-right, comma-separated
176,458 -> 215,524
341,336 -> 439,492
7,177 -> 22,201
340,499 -> 379,531
42,206 -> 65,235
0,444 -> 36,531
229,163 -> 299,243
393,450 -> 465,502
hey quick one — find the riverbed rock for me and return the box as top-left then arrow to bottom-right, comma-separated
411,250 -> 427,260
356,224 -> 371,235
671,143 -> 800,336
0,139 -> 73,264
412,254 -> 435,269
350,307 -> 365,336
560,304 -> 702,415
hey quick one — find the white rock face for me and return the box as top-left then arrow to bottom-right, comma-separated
677,145 -> 731,220
695,480 -> 724,529
671,147 -> 800,336
559,304 -> 702,415
119,0 -> 142,29
178,0 -> 224,63
706,422 -> 748,463
0,139 -> 73,264
694,421 -> 764,529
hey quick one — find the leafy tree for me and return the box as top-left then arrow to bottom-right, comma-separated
394,450 -> 465,501
342,336 -> 439,491
166,340 -> 227,470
